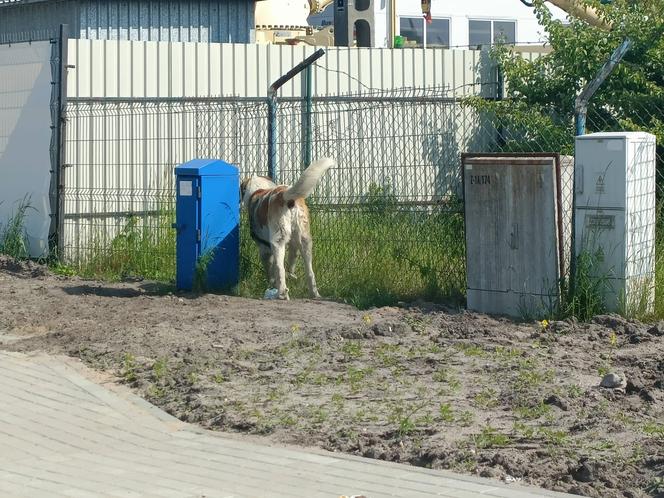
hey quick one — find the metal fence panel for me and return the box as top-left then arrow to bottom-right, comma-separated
0,39 -> 57,257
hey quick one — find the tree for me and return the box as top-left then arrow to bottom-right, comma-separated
470,0 -> 664,156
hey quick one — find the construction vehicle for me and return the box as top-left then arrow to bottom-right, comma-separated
254,0 -> 335,45
254,0 -> 611,47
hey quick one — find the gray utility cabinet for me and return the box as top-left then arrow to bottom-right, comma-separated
463,154 -> 569,317
574,132 -> 656,313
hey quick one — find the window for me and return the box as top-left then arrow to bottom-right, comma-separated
399,17 -> 449,47
469,19 -> 516,48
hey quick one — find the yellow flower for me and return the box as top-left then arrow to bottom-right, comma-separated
362,314 -> 372,325
540,319 -> 549,330
290,324 -> 300,333
609,331 -> 617,347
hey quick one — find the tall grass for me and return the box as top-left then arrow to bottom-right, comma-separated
60,192 -> 664,318
0,196 -> 32,260
239,186 -> 466,308
76,206 -> 176,282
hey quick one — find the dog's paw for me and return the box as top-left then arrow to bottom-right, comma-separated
278,288 -> 290,300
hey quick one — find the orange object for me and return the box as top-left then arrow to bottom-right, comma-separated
421,0 -> 432,22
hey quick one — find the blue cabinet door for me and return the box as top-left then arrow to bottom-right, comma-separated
199,175 -> 240,290
175,176 -> 200,290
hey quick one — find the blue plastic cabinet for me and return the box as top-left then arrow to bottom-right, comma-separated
173,159 -> 239,292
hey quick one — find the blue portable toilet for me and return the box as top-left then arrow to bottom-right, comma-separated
173,159 -> 240,292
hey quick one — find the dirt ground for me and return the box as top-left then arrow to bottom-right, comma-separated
1,256 -> 663,498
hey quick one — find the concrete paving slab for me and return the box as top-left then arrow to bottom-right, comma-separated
0,352 -> 578,498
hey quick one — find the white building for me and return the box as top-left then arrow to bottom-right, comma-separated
308,0 -> 568,48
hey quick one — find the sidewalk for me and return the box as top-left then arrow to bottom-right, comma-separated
0,351 -> 577,498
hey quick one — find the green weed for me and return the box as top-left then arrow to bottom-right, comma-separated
472,426 -> 511,449
438,403 -> 455,423
0,196 -> 32,260
121,353 -> 137,383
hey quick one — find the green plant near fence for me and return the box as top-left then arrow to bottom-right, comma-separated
0,196 -> 32,260
240,199 -> 465,309
76,206 -> 176,283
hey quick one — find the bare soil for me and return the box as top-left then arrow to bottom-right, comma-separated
1,256 -> 663,498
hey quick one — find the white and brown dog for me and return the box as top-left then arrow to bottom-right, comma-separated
240,157 -> 335,300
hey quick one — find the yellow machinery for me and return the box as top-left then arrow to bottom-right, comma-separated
255,0 -> 611,47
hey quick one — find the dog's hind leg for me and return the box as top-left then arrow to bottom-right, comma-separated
301,234 -> 320,299
271,243 -> 290,300
259,246 -> 276,288
286,238 -> 299,280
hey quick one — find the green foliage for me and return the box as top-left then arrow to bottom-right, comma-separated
496,0 -> 664,138
560,249 -> 609,321
472,426 -> 511,449
0,196 -> 32,260
77,202 -> 176,282
239,186 -> 466,309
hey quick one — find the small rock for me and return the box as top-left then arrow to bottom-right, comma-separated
480,468 -> 500,478
600,372 -> 627,389
372,321 -> 409,337
572,459 -> 597,483
544,394 -> 569,411
646,322 -> 664,337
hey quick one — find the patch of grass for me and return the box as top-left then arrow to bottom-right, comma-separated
473,388 -> 500,409
121,353 -> 137,383
472,426 -> 511,449
456,410 -> 475,427
388,401 -> 428,437
645,477 -> 664,495
340,366 -> 375,393
212,372 -> 226,383
438,402 -> 455,423
75,203 -> 176,282
538,428 -> 569,446
151,358 -> 168,381
567,384 -> 584,399
0,195 -> 32,260
455,343 -> 487,358
559,248 -> 609,321
514,401 -> 551,420
432,367 -> 461,392
240,192 -> 466,308
376,343 -> 401,367
193,248 -> 215,293
341,340 -> 363,360
642,422 -> 664,440
403,315 -> 431,335
146,384 -> 166,399
186,371 -> 199,385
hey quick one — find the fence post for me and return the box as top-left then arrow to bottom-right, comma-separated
50,23 -> 69,257
267,95 -> 278,181
267,48 -> 326,182
303,65 -> 313,169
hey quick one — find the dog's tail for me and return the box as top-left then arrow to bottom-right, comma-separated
283,157 -> 335,201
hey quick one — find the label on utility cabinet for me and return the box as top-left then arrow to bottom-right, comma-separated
469,175 -> 491,185
587,214 -> 615,230
179,181 -> 193,197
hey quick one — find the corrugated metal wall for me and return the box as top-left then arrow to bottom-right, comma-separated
0,0 -> 78,43
67,40 -> 514,98
0,0 -> 254,44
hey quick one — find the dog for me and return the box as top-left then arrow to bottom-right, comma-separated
240,157 -> 335,300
